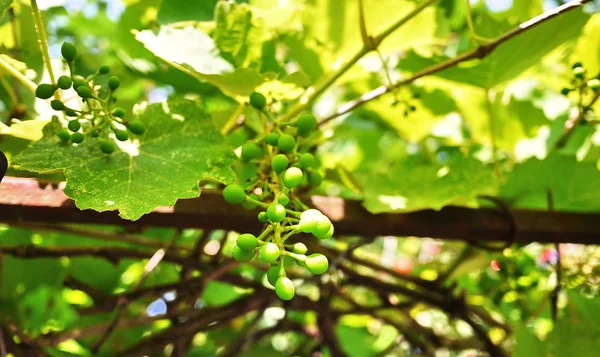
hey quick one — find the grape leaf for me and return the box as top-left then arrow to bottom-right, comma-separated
12,99 -> 236,220
158,0 -> 219,24
0,0 -> 12,17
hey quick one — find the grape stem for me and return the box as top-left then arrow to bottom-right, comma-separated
0,55 -> 37,93
30,0 -> 60,100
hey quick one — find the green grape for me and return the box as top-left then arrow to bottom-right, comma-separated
115,129 -> 129,142
305,254 -> 329,275
67,120 -> 81,132
65,109 -> 78,117
90,128 -> 99,138
223,184 -> 247,205
267,203 -> 286,222
260,242 -> 281,264
258,211 -> 268,222
232,245 -> 255,262
237,233 -> 258,251
76,86 -> 93,99
588,79 -> 600,91
561,88 -> 571,95
99,140 -> 116,154
112,108 -> 126,118
271,154 -> 289,173
298,209 -> 322,233
61,42 -> 78,62
298,153 -> 315,168
275,277 -> 295,300
296,112 -> 318,136
574,66 -> 585,79
265,133 -> 279,146
313,215 -> 332,239
572,62 -> 583,69
35,84 -> 56,99
267,265 -> 280,287
99,65 -> 110,75
57,129 -> 71,142
57,76 -> 72,90
50,100 -> 64,111
277,134 -> 296,153
108,76 -> 120,90
249,92 -> 267,110
282,167 -> 303,188
70,132 -> 84,144
277,194 -> 289,206
127,120 -> 146,135
241,142 -> 262,162
308,171 -> 323,187
242,196 -> 257,210
292,242 -> 307,255
73,79 -> 87,90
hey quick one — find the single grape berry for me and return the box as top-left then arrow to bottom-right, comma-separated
70,132 -> 84,144
271,154 -> 289,173
298,209 -> 322,233
67,120 -> 81,132
237,233 -> 258,251
90,128 -> 99,138
223,184 -> 246,205
296,112 -> 318,136
308,171 -> 323,187
277,134 -> 296,153
76,86 -> 93,99
267,265 -> 280,287
265,133 -> 279,146
249,92 -> 267,110
99,65 -> 110,75
112,107 -> 126,118
275,277 -> 295,300
313,215 -> 332,239
65,109 -> 78,117
299,153 -> 315,168
127,120 -> 146,135
282,167 -> 303,188
573,66 -> 585,79
305,254 -> 329,275
115,129 -> 129,142
260,242 -> 281,264
57,76 -> 72,90
267,203 -> 286,222
560,88 -> 571,95
57,129 -> 71,142
241,142 -> 262,162
588,79 -> 600,91
258,211 -> 268,222
73,79 -> 87,90
572,62 -> 583,69
35,84 -> 56,99
61,42 -> 78,62
99,140 -> 116,154
292,242 -> 308,255
232,245 -> 255,262
278,194 -> 289,206
50,100 -> 64,111
108,76 -> 120,91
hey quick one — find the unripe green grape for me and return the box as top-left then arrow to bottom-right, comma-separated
588,79 -> 600,91
70,132 -> 84,144
298,209 -> 322,233
292,242 -> 308,255
223,184 -> 246,205
265,133 -> 279,146
90,128 -> 99,138
267,265 -> 280,287
258,211 -> 268,222
249,92 -> 267,110
115,129 -> 129,142
232,245 -> 255,262
237,233 -> 258,251
560,88 -> 571,95
99,140 -> 116,154
67,120 -> 81,132
308,171 -> 323,187
277,134 -> 296,153
278,194 -> 289,206
61,42 -> 78,62
65,109 -> 78,117
282,167 -> 303,188
260,242 -> 281,264
51,100 -> 64,110
112,107 -> 126,118
572,62 -> 583,69
99,65 -> 110,75
76,86 -> 93,99
35,84 -> 56,99
271,154 -> 289,173
108,76 -> 120,90
275,277 -> 295,300
241,142 -> 262,162
320,224 -> 334,240
296,112 -> 318,136
57,129 -> 71,142
313,215 -> 332,239
305,253 -> 329,275
299,153 -> 315,168
73,79 -> 87,90
57,76 -> 72,90
127,120 -> 146,135
267,203 -> 286,222
573,66 -> 585,79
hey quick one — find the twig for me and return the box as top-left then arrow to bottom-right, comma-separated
0,55 -> 36,93
30,0 -> 57,88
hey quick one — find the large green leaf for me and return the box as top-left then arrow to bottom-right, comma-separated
0,0 -> 12,17
157,0 -> 219,24
12,100 -> 236,220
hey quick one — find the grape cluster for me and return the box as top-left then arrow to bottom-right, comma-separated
35,42 -> 145,154
223,92 -> 330,300
561,62 -> 600,96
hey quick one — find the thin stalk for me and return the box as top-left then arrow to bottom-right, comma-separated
30,0 -> 56,86
0,55 -> 36,93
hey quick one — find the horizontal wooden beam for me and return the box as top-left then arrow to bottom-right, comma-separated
0,177 -> 598,244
